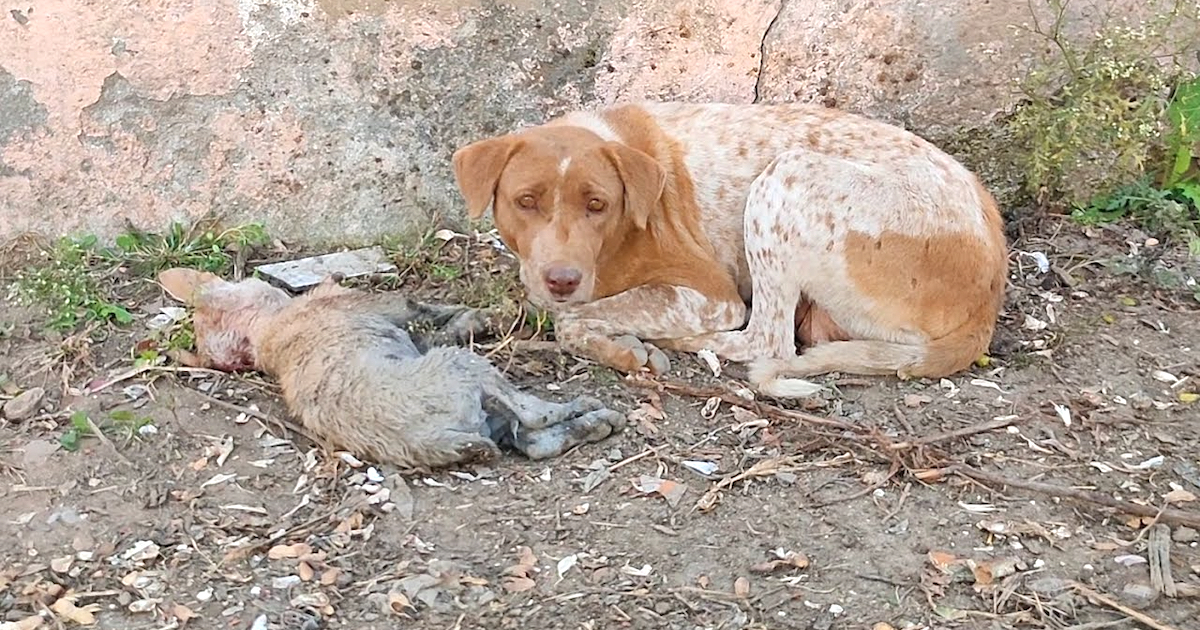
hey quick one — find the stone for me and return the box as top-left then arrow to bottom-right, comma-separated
1173,526 -> 1198,544
1119,582 -> 1159,609
3,387 -> 44,420
255,247 -> 397,292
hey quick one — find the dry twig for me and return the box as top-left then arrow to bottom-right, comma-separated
950,466 -> 1200,528
1070,582 -> 1182,630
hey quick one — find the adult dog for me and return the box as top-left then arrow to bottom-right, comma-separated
452,102 -> 1008,397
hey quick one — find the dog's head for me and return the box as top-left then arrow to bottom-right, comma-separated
158,268 -> 293,372
452,125 -> 666,308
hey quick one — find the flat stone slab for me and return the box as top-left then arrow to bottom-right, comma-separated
255,246 -> 397,291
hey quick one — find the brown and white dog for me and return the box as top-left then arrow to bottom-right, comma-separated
451,102 -> 1008,397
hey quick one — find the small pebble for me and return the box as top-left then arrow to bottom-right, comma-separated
2,387 -> 45,421
360,483 -> 382,494
196,588 -> 213,602
366,467 -> 384,483
1120,583 -> 1159,609
1173,526 -> 1198,544
273,575 -> 302,589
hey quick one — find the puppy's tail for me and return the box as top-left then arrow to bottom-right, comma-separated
748,322 -> 990,399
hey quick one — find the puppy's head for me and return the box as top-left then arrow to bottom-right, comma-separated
452,125 -> 665,308
158,268 -> 292,372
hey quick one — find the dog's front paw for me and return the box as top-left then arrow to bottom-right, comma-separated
612,335 -> 671,376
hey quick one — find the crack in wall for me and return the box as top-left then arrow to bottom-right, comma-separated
753,0 -> 787,104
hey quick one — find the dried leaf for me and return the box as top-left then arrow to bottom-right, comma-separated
1114,554 -> 1147,567
1052,403 -> 1072,427
927,550 -> 960,572
199,473 -> 236,489
749,549 -> 810,574
386,590 -> 411,614
319,568 -> 340,586
1,615 -> 45,630
1152,370 -> 1179,384
298,562 -> 315,581
1164,488 -> 1197,504
631,475 -> 688,508
50,596 -> 100,625
172,603 -> 198,624
267,543 -> 312,560
903,394 -> 932,408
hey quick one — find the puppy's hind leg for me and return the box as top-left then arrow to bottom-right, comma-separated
461,355 -> 625,459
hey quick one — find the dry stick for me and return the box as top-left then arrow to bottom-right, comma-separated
194,391 -> 324,447
632,377 -> 1013,449
628,377 -> 860,433
887,415 -> 1016,450
1070,582 -> 1182,630
83,415 -> 135,466
952,465 -> 1200,529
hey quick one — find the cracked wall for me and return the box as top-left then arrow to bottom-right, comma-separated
0,0 -> 1141,244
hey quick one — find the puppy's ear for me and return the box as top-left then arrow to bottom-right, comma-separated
452,135 -> 522,220
601,142 -> 666,230
158,268 -> 227,306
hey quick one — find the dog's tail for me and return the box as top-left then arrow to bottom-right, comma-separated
747,320 -> 993,399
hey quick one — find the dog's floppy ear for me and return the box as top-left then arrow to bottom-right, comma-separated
158,268 -> 227,306
601,142 -> 666,230
452,135 -> 523,220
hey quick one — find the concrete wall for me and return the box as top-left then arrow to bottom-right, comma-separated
0,0 -> 1162,244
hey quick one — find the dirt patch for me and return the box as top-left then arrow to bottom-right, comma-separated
2,218 -> 1199,630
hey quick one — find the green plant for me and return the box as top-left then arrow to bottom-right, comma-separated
9,236 -> 133,330
59,411 -> 94,452
107,409 -> 153,440
109,220 -> 268,275
1074,178 -> 1200,253
7,220 -> 269,332
1163,74 -> 1200,188
1009,0 -> 1200,209
59,409 -> 154,452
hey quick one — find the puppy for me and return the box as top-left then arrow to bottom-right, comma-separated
157,268 -> 625,469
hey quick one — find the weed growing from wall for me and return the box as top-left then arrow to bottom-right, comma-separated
1009,0 -> 1200,250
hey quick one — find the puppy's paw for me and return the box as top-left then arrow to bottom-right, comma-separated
452,438 -> 501,464
446,308 -> 494,341
566,395 -> 606,415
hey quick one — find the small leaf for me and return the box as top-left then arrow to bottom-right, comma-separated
50,596 -> 101,625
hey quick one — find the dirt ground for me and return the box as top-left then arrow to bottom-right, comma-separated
2,212 -> 1200,630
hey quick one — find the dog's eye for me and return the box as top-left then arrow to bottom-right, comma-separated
586,198 -> 606,213
517,194 -> 537,210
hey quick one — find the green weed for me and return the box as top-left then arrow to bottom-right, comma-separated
59,411 -> 94,452
108,220 -> 268,275
8,235 -> 133,330
7,220 -> 269,332
59,409 -> 154,452
1008,0 -> 1200,228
